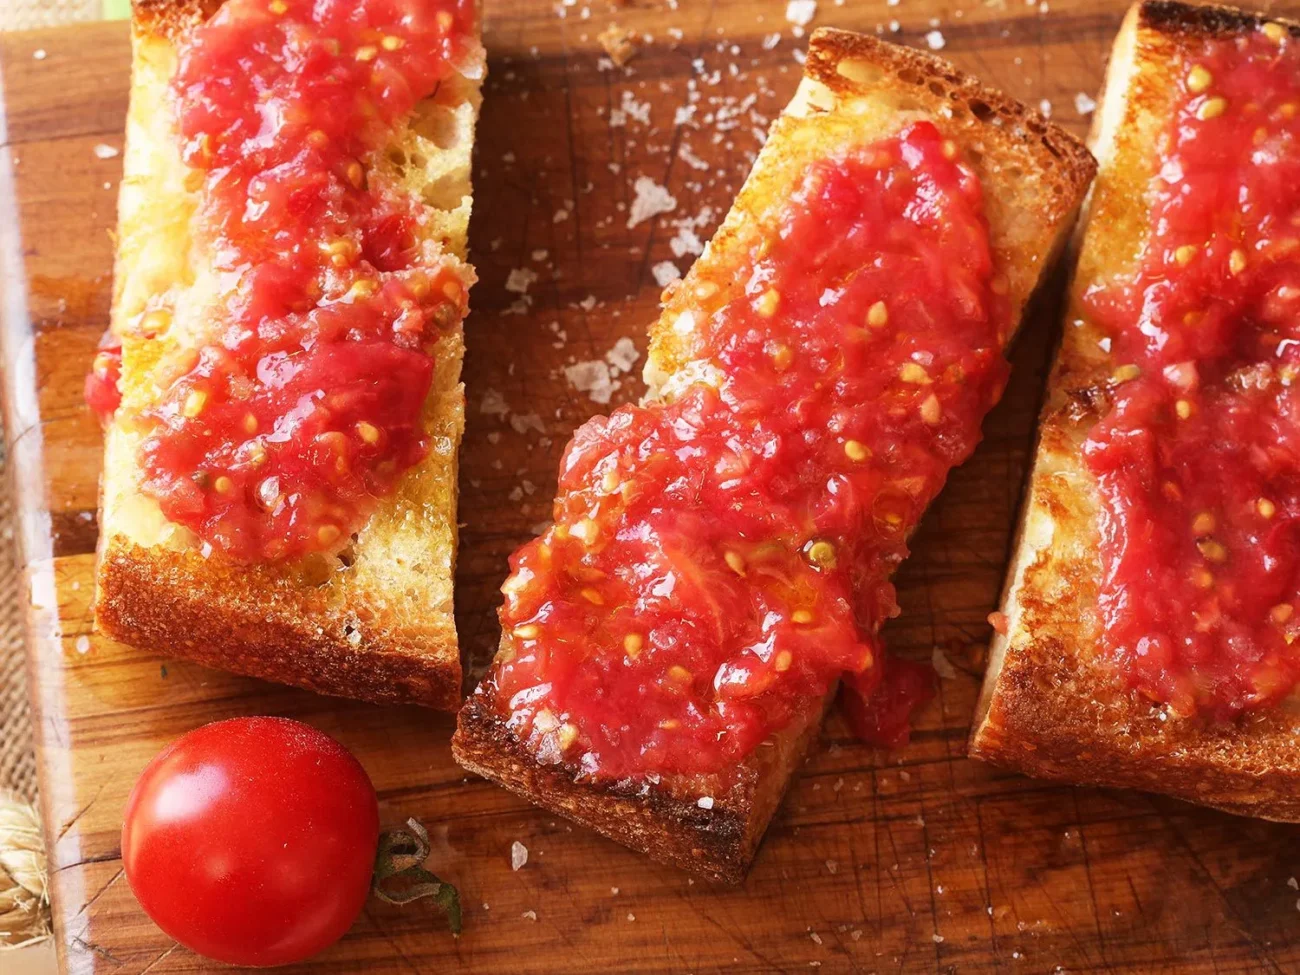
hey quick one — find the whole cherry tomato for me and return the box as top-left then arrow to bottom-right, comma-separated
122,717 -> 379,967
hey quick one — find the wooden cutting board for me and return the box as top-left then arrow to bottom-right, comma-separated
6,2 -> 1300,972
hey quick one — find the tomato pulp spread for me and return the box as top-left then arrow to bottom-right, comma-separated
488,122 -> 1009,779
93,0 -> 477,562
1083,23 -> 1300,718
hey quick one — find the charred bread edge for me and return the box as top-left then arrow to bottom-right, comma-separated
453,27 -> 1097,882
970,0 -> 1300,822
92,0 -> 478,711
456,693 -> 831,884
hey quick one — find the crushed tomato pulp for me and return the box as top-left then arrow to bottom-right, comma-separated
490,122 -> 1008,779
1083,22 -> 1300,719
89,0 -> 478,562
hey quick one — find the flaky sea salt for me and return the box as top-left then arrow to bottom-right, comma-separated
932,646 -> 959,679
606,336 -> 640,373
505,267 -> 539,294
511,840 -> 529,871
627,176 -> 677,228
564,360 -> 616,404
480,388 -> 510,417
670,225 -> 704,257
651,260 -> 681,287
786,0 -> 817,36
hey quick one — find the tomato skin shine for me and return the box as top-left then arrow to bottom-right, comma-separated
121,717 -> 380,967
490,122 -> 1009,780
1083,23 -> 1300,718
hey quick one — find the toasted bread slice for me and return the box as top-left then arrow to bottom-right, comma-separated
970,1 -> 1300,820
92,0 -> 484,709
454,28 -> 1095,883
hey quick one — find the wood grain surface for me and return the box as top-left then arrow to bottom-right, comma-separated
5,2 -> 1300,973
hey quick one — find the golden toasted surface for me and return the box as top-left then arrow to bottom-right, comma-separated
454,26 -> 1095,881
93,0 -> 484,710
970,1 -> 1300,821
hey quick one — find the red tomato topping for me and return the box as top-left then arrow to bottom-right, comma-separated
106,0 -> 477,562
121,717 -> 379,967
487,122 -> 1010,779
85,334 -> 122,426
1083,23 -> 1300,718
841,655 -> 938,751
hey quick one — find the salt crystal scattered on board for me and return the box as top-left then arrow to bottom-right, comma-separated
505,267 -> 539,294
606,337 -> 640,373
510,413 -> 546,436
651,260 -> 681,287
932,646 -> 959,679
786,0 -> 817,36
627,176 -> 677,228
32,48 -> 46,61
564,360 -> 617,404
1074,91 -> 1097,116
93,143 -> 120,159
510,840 -> 529,870
924,30 -> 946,50
480,388 -> 510,417
671,225 -> 704,257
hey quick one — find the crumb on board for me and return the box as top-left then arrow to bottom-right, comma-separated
598,22 -> 641,67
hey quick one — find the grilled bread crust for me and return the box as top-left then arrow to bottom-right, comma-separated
453,27 -> 1096,883
93,0 -> 484,709
970,1 -> 1300,821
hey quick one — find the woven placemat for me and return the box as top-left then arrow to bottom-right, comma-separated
2,1 -> 99,32
0,454 -> 33,807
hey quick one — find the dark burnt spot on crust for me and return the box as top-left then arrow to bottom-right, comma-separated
1063,381 -> 1112,423
452,695 -> 758,883
1140,0 -> 1300,41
